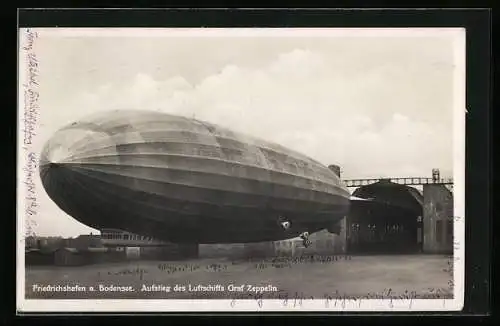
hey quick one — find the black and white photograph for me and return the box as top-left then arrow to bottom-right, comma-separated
17,27 -> 465,312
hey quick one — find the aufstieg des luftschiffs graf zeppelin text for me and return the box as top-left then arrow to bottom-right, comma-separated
141,284 -> 279,294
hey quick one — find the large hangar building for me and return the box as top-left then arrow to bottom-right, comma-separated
348,179 -> 424,254
342,168 -> 454,255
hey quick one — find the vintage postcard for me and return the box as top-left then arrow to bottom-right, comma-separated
17,27 -> 465,312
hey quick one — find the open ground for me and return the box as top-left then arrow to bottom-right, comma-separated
24,254 -> 453,300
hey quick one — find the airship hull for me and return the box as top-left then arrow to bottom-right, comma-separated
39,110 -> 350,244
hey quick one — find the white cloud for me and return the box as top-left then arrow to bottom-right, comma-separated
53,47 -> 452,180
269,48 -> 326,77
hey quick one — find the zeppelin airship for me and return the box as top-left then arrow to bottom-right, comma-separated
39,110 -> 351,246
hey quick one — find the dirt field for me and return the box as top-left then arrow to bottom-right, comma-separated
24,254 -> 453,300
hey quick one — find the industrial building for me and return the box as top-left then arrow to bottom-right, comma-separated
344,169 -> 453,255
422,183 -> 454,253
348,179 -> 424,254
100,228 -> 199,259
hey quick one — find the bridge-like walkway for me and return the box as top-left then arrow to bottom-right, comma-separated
343,177 -> 453,188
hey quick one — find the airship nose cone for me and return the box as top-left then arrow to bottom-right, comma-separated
39,136 -> 75,202
40,146 -> 63,181
39,132 -> 76,185
38,120 -> 117,229
37,111 -> 147,232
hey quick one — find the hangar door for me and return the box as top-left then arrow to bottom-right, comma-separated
348,181 -> 423,254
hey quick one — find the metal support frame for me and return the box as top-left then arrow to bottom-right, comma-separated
343,177 -> 453,188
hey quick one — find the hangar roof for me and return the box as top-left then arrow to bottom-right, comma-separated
351,180 -> 423,214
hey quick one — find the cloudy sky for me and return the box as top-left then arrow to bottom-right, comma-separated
19,28 -> 463,237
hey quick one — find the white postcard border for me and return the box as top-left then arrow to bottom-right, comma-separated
16,27 -> 466,313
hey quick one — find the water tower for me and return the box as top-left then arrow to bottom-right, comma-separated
328,164 -> 341,177
432,169 -> 440,182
